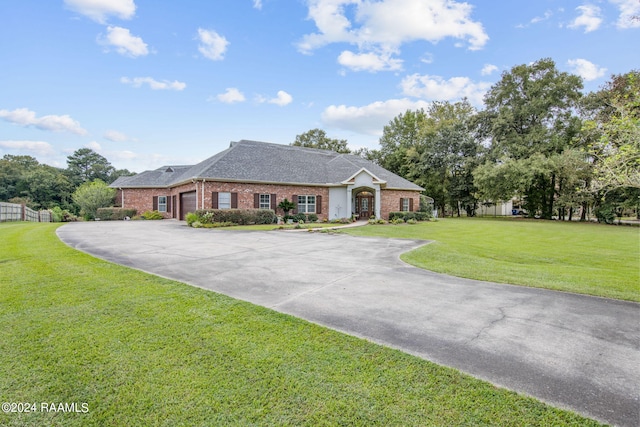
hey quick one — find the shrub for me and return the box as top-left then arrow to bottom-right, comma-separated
306,213 -> 318,222
330,217 -> 352,224
368,217 -> 387,225
50,206 -> 78,222
292,213 -> 307,223
96,207 -> 137,221
185,212 -> 199,226
390,218 -> 405,224
141,210 -> 164,220
388,211 -> 432,222
595,205 -> 616,224
191,209 -> 276,226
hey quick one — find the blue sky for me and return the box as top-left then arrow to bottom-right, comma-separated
1,0 -> 638,172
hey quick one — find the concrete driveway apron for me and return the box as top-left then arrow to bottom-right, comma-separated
57,221 -> 640,427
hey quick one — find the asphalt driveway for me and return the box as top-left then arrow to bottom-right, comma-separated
57,220 -> 640,427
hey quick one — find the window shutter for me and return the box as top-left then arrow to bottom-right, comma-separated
399,198 -> 404,211
254,193 -> 260,208
409,198 -> 414,211
167,195 -> 172,212
292,195 -> 298,214
231,192 -> 238,209
270,194 -> 277,210
211,192 -> 218,209
172,196 -> 177,218
316,195 -> 322,214
153,196 -> 158,211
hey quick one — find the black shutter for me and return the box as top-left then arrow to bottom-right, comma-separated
231,192 -> 238,209
292,195 -> 298,214
270,194 -> 277,210
153,196 -> 158,211
254,193 -> 260,208
409,198 -> 414,211
211,192 -> 218,209
316,195 -> 322,214
167,195 -> 172,212
399,198 -> 403,211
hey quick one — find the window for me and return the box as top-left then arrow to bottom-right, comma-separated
218,192 -> 231,209
297,195 -> 316,214
158,196 -> 167,212
401,198 -> 410,212
259,194 -> 271,209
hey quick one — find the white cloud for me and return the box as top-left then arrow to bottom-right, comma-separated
104,130 -> 129,142
0,108 -> 88,135
567,58 -> 607,81
85,141 -> 102,151
99,26 -> 149,57
610,0 -> 640,28
481,64 -> 498,76
268,90 -> 293,106
322,98 -> 431,135
120,77 -> 186,90
64,0 -> 136,23
298,0 -> 489,63
253,0 -> 263,10
338,50 -> 403,72
217,88 -> 246,104
568,5 -> 603,33
0,140 -> 55,156
197,28 -> 229,61
400,74 -> 491,106
531,10 -> 553,24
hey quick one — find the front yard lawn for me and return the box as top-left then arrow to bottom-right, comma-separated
0,222 -> 603,426
344,217 -> 640,302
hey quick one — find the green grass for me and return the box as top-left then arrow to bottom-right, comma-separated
0,222 -> 603,426
345,217 -> 640,302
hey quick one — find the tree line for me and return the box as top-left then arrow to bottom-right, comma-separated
294,59 -> 639,222
0,148 -> 135,217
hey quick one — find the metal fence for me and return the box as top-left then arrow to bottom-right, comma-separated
0,202 -> 52,223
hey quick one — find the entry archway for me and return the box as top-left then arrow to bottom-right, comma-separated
354,188 -> 375,219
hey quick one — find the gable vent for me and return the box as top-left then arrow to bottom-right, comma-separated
165,167 -> 174,173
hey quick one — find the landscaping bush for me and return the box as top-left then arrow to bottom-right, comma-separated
50,206 -> 78,222
306,213 -> 318,222
96,207 -> 137,221
293,213 -> 307,223
191,209 -> 276,226
388,211 -> 432,222
141,210 -> 164,220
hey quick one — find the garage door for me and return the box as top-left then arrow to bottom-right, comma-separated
180,191 -> 196,220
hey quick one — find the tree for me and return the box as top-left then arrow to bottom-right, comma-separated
277,198 -> 296,217
420,100 -> 480,217
21,165 -> 74,210
72,179 -> 116,220
66,148 -> 115,185
582,71 -> 640,193
0,155 -> 39,201
292,129 -> 351,153
378,109 -> 429,179
476,58 -> 584,219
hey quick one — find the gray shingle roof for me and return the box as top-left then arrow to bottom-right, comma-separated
110,140 -> 423,191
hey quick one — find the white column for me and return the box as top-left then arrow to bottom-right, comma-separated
345,185 -> 353,219
375,186 -> 381,219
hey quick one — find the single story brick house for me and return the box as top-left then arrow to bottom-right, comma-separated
110,140 -> 424,221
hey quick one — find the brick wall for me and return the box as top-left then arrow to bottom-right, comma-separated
380,189 -> 420,219
118,182 -> 420,221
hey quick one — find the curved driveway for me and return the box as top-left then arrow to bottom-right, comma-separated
57,221 -> 639,427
